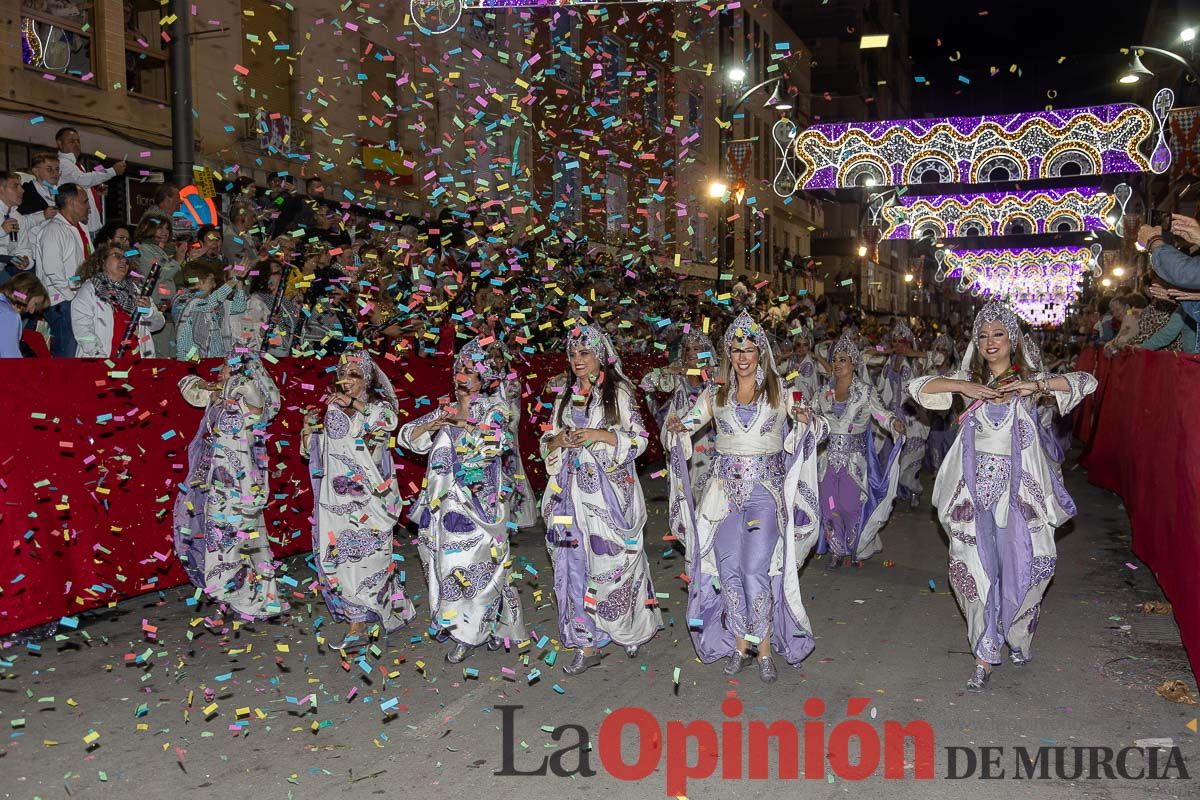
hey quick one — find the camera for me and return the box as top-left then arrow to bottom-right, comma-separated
1149,210 -> 1173,232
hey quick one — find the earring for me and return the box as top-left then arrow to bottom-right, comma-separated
754,366 -> 765,387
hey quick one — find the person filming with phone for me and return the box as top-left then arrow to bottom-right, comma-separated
1139,214 -> 1200,353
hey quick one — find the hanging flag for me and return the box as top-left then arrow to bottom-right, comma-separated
1169,107 -> 1200,178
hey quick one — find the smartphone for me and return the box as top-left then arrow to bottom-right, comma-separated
1149,210 -> 1173,232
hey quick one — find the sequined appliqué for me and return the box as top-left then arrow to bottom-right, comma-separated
974,453 -> 1011,511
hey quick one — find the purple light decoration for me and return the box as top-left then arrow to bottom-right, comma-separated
938,246 -> 1093,326
881,187 -> 1117,240
793,91 -> 1173,190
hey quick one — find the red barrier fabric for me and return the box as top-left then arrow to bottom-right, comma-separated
1075,347 -> 1200,680
0,354 -> 664,636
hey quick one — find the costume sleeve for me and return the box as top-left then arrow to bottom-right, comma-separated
908,370 -> 968,411
178,375 -> 212,408
1150,245 -> 1200,291
864,383 -> 899,432
397,408 -> 444,455
362,400 -> 399,439
1040,371 -> 1098,416
539,396 -> 565,477
604,387 -> 648,467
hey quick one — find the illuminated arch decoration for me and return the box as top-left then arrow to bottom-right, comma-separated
413,0 -> 679,33
933,245 -> 1102,326
792,89 -> 1174,189
879,186 -> 1124,240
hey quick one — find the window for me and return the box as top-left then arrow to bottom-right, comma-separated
605,167 -> 627,234
125,0 -> 169,101
688,89 -> 703,138
240,0 -> 294,117
21,0 -> 94,84
644,67 -> 661,130
549,10 -> 579,88
601,37 -> 623,109
551,148 -> 581,228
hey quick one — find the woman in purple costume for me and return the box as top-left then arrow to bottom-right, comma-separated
666,311 -> 826,683
305,349 -> 415,651
812,331 -> 906,569
540,323 -> 663,676
908,301 -> 1096,692
173,351 -> 286,622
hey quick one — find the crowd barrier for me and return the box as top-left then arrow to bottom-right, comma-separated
0,353 -> 665,636
1075,347 -> 1200,680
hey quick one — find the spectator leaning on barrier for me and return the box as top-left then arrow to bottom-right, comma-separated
1139,217 -> 1200,353
70,243 -> 163,358
0,272 -> 49,358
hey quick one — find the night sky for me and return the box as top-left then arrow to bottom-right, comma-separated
909,0 -> 1155,117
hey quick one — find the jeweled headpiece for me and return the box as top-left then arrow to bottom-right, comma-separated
890,319 -> 915,343
454,337 -> 503,386
972,300 -> 1022,343
681,330 -> 717,366
723,310 -> 770,356
831,330 -> 863,367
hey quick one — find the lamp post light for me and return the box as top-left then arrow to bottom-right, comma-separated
713,56 -> 788,295
1118,45 -> 1200,85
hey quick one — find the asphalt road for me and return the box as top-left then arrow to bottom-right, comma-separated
1,455 -> 1196,800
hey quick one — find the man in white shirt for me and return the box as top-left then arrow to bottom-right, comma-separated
56,127 -> 126,237
0,171 -> 38,284
36,183 -> 92,356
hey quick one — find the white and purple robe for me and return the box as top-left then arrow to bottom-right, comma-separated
812,379 -> 903,561
398,396 -> 526,647
878,355 -> 928,500
667,387 -> 827,665
540,387 -> 663,650
173,371 -> 286,621
309,400 -> 416,632
640,368 -> 717,542
909,370 -> 1097,664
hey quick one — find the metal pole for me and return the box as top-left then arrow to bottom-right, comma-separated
170,0 -> 194,182
714,10 -> 730,296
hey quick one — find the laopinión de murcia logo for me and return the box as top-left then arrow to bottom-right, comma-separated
495,695 -> 1190,794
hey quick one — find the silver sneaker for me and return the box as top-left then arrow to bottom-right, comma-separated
723,651 -> 750,675
1009,649 -> 1030,667
446,642 -> 475,664
625,645 -> 639,658
563,650 -> 602,675
965,664 -> 991,692
758,656 -> 779,684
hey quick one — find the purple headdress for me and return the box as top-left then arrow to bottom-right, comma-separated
723,310 -> 779,386
454,337 -> 504,388
680,329 -> 717,368
961,300 -> 1025,371
565,321 -> 631,383
337,348 -> 397,411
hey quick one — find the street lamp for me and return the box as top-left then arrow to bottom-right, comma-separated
1118,46 -> 1200,85
1182,27 -> 1196,43
714,66 -> 788,293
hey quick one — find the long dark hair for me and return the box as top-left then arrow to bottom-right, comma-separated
555,363 -> 633,429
